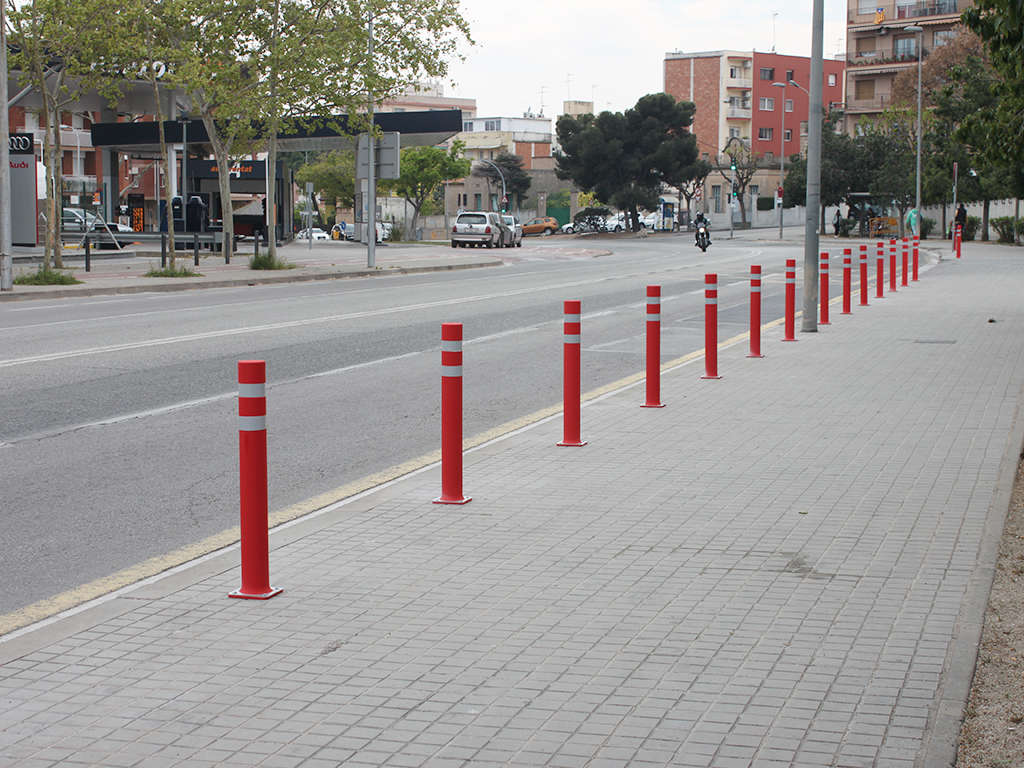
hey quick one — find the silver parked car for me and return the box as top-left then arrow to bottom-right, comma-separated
502,215 -> 523,247
451,211 -> 509,248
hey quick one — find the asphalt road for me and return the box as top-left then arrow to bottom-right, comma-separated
0,235 -> 807,622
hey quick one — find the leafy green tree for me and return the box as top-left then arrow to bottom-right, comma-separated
556,93 -> 698,231
862,110 -> 919,237
963,0 -> 1024,192
384,142 -> 471,235
296,151 -> 357,211
472,151 -> 531,211
8,0 -> 126,268
670,158 -> 711,222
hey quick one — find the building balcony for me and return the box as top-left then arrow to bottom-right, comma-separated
848,0 -> 959,24
845,94 -> 892,112
726,77 -> 753,90
725,108 -> 752,120
848,46 -> 930,71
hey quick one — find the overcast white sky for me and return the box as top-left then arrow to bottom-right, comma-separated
445,0 -> 849,118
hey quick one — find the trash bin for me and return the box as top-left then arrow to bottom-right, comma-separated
415,228 -> 423,241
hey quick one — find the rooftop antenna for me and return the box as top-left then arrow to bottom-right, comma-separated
566,73 -> 572,103
539,85 -> 548,116
772,11 -> 778,52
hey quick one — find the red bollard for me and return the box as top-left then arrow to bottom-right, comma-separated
783,259 -> 797,341
231,360 -> 282,600
642,286 -> 665,407
955,224 -> 962,258
749,266 -> 764,357
842,249 -> 853,315
912,235 -> 920,281
889,239 -> 898,292
702,274 -> 721,379
435,323 -> 471,503
901,238 -> 909,286
876,242 -> 885,299
558,301 -> 587,446
819,253 -> 830,326
859,244 -> 869,306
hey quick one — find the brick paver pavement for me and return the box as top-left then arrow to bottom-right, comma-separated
2,243 -> 1022,768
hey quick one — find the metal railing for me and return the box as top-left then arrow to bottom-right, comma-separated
848,46 -> 932,67
849,0 -> 959,23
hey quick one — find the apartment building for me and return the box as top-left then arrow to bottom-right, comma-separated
844,0 -> 972,133
664,49 -> 845,215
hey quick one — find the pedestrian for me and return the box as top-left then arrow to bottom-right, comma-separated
833,209 -> 841,236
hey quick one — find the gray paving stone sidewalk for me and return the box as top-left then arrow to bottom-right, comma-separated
2,244 -> 1023,768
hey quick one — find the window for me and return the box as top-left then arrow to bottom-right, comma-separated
855,80 -> 875,101
786,70 -> 794,81
462,121 -> 473,132
729,127 -> 742,139
730,66 -> 741,78
895,37 -> 917,57
785,99 -> 794,112
749,184 -> 759,199
759,97 -> 775,111
712,185 -> 722,213
760,67 -> 774,80
935,29 -> 955,46
484,119 -> 500,131
474,193 -> 482,209
758,127 -> 774,140
828,73 -> 837,86
784,129 -> 792,142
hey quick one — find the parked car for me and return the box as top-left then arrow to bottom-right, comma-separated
299,227 -> 329,241
62,208 -> 103,232
522,216 -> 561,236
451,211 -> 508,248
89,221 -> 136,249
502,215 -> 523,247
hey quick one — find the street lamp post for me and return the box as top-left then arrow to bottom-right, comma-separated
773,81 -> 787,239
905,25 -> 924,238
475,159 -> 507,212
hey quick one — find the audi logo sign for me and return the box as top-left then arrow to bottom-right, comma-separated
9,133 -> 34,154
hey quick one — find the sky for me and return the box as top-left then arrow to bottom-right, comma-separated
445,0 -> 849,119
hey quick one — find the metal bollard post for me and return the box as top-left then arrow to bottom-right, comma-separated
702,275 -> 721,379
84,235 -> 91,273
901,238 -> 909,286
193,234 -> 200,266
819,253 -> 830,326
435,323 -> 472,503
783,259 -> 797,341
842,249 -> 853,315
230,360 -> 283,600
876,242 -> 885,299
889,239 -> 898,292
642,286 -> 665,407
161,234 -> 167,268
749,266 -> 764,357
955,224 -> 962,258
558,300 -> 587,446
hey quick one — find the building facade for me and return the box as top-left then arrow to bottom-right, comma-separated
844,0 -> 973,134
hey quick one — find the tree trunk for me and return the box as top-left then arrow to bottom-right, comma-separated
202,112 -> 236,262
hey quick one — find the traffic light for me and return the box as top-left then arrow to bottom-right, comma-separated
732,182 -> 739,198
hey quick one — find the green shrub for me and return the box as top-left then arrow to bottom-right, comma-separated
963,215 -> 981,241
249,251 -> 296,270
14,266 -> 82,285
386,223 -> 404,242
144,266 -> 203,277
837,217 -> 856,237
920,217 -> 935,239
756,196 -> 775,211
990,216 -> 1019,244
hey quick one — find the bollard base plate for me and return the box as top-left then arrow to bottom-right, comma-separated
747,354 -> 764,359
701,375 -> 721,380
434,496 -> 472,505
641,403 -> 666,408
557,440 -> 588,447
229,587 -> 283,600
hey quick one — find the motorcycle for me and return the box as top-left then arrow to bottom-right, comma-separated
695,223 -> 710,252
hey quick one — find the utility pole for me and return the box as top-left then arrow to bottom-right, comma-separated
366,9 -> 376,269
801,0 -> 824,333
1,0 -> 12,291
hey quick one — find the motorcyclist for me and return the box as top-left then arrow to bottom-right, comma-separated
694,211 -> 710,246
